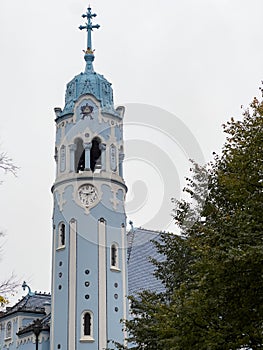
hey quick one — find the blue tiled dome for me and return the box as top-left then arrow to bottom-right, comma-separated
60,53 -> 114,117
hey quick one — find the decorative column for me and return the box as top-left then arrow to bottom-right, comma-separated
69,144 -> 77,172
84,142 -> 92,170
99,143 -> 107,171
121,223 -> 128,346
119,153 -> 125,178
60,145 -> 66,173
98,218 -> 107,350
68,219 -> 77,350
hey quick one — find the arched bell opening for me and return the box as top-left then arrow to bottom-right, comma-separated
75,138 -> 85,173
90,137 -> 101,172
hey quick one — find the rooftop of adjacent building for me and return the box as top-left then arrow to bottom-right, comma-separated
0,287 -> 51,336
127,226 -> 165,295
0,287 -> 51,318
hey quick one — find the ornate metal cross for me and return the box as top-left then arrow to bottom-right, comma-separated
79,7 -> 100,52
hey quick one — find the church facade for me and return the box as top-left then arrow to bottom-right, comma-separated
0,7 -> 162,350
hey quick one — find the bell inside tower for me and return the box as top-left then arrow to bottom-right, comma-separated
74,138 -> 85,172
90,137 -> 101,172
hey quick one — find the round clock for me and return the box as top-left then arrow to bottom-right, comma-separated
78,184 -> 98,207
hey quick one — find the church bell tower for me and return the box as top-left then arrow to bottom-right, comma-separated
51,7 -> 128,350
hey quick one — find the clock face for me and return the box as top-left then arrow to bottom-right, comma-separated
78,184 -> 98,207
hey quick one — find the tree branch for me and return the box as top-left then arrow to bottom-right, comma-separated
0,152 -> 18,177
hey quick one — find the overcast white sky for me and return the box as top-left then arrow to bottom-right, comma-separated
0,0 -> 262,303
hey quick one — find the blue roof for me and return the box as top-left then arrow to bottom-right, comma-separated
60,67 -> 117,118
127,228 -> 165,295
0,292 -> 51,319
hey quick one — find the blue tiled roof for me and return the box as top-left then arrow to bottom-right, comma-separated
0,293 -> 51,318
0,293 -> 51,335
127,228 -> 165,295
60,70 -> 117,118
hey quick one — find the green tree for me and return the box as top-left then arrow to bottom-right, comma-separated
115,234 -> 194,350
120,91 -> 263,350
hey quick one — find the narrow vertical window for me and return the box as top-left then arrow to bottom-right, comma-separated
58,222 -> 65,248
81,311 -> 94,341
6,321 -> 11,339
90,137 -> 101,172
111,244 -> 118,268
84,312 -> 91,336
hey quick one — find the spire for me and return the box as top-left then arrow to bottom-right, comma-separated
79,6 -> 100,73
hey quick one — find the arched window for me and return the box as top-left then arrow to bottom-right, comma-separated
58,222 -> 65,248
81,311 -> 94,341
111,243 -> 118,268
6,321 -> 11,339
74,138 -> 85,173
84,312 -> 91,336
90,137 -> 101,172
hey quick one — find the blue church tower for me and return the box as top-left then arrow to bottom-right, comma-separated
0,6 -> 166,350
51,7 -> 128,350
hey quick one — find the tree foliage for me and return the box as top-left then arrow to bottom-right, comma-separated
119,90 -> 263,350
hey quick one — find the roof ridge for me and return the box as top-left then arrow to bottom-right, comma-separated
130,227 -> 163,234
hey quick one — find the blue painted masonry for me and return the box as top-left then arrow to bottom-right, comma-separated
0,6 -> 164,350
0,293 -> 51,350
51,7 -> 128,350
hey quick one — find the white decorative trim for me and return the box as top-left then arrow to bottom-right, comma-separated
98,219 -> 107,350
80,337 -> 95,343
59,144 -> 66,173
54,189 -> 67,212
110,266 -> 121,273
110,188 -> 119,211
68,219 -> 77,350
121,224 -> 128,346
5,321 -> 12,340
56,246 -> 65,251
17,334 -> 49,346
50,225 -> 56,350
80,310 -> 94,341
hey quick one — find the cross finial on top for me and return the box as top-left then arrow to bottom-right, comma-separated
79,6 -> 100,53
